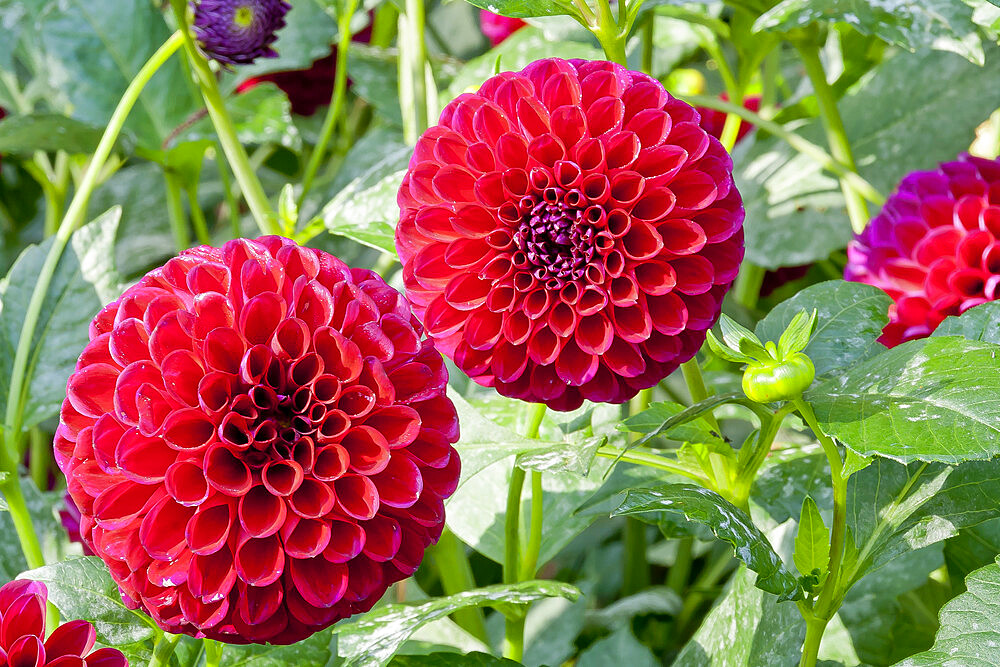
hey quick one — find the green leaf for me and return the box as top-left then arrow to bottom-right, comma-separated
0,208 -> 123,430
336,582 -> 580,667
755,0 -> 983,64
390,654 -> 522,666
576,628 -> 658,667
514,432 -> 605,476
738,44 -> 1000,268
320,145 -> 411,256
777,309 -> 817,359
720,313 -> 762,351
0,478 -> 66,584
236,0 -> 340,77
182,83 -> 301,151
895,558 -> 1000,666
620,401 -> 724,445
674,565 -> 806,666
586,587 -> 682,629
21,557 -> 158,646
613,484 -> 801,601
221,628 -> 339,667
807,336 -> 1000,464
932,301 -> 1000,343
455,0 -> 574,19
34,0 -> 198,149
631,393 -> 739,447
706,331 -> 754,364
756,281 -> 890,378
0,114 -> 123,156
794,496 -> 830,578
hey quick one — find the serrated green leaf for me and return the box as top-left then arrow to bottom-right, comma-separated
21,557 -> 157,646
807,336 -> 1000,464
777,309 -> 817,359
337,582 -> 580,667
720,313 -> 762,351
614,484 -> 801,601
0,208 -> 123,430
895,558 -> 1000,666
755,0 -> 983,64
794,496 -> 830,578
756,281 -> 891,378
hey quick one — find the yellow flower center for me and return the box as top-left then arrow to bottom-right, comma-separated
233,5 -> 255,28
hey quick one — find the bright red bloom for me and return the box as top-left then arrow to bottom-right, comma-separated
0,579 -> 127,666
697,94 -> 761,146
55,236 -> 460,644
396,58 -> 744,410
846,155 -> 1000,346
480,10 -> 527,47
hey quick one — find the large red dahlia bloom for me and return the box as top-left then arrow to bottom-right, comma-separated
0,579 -> 127,666
54,236 -> 460,644
396,58 -> 745,410
845,154 -> 1000,347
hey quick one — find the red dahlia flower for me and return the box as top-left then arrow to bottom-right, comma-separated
0,579 -> 127,666
845,154 -> 1000,346
480,11 -> 527,47
54,236 -> 461,644
396,58 -> 745,410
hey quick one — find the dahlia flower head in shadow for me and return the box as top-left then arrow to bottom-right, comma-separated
54,236 -> 461,644
480,10 -> 527,47
0,579 -> 127,666
396,58 -> 745,411
192,0 -> 291,65
845,154 -> 1000,347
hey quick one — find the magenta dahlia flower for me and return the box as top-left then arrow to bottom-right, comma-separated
54,236 -> 461,644
845,154 -> 1000,347
396,58 -> 745,410
0,579 -> 127,666
192,0 -> 291,65
480,10 -> 527,47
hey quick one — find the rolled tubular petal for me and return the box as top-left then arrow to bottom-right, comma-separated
396,58 -> 745,410
845,154 -> 1000,346
56,237 -> 461,644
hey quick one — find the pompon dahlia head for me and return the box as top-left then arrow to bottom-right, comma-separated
846,154 -> 1000,347
55,236 -> 461,644
480,10 -> 527,47
396,58 -> 745,411
192,0 -> 291,65
0,579 -> 127,666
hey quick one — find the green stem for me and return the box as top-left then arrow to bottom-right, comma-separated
520,470 -> 544,580
399,0 -> 431,144
299,0 -> 358,206
641,15 -> 655,75
666,536 -> 693,595
171,1 -> 281,235
148,633 -> 181,667
1,31 -> 183,573
29,429 -> 50,492
596,445 -> 708,484
430,530 -> 490,644
793,39 -> 870,234
214,146 -> 242,238
164,170 -> 191,251
186,185 -> 211,245
503,403 -> 547,661
592,0 -> 628,65
624,386 -> 653,595
680,359 -> 720,432
733,403 -> 795,502
681,94 -> 885,206
792,398 -> 846,666
733,263 -> 765,312
674,547 -> 735,637
203,639 -> 223,667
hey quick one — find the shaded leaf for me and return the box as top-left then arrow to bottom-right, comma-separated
932,301 -> 1000,344
614,484 -> 801,600
794,496 -> 830,578
0,113 -> 125,156
337,581 -> 579,667
576,627 -> 658,667
620,401 -> 724,445
456,0 -> 573,19
221,628 -> 339,667
390,654 -> 522,666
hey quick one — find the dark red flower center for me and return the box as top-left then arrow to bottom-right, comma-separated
513,187 -> 598,283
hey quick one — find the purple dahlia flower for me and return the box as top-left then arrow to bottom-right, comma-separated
192,0 -> 291,65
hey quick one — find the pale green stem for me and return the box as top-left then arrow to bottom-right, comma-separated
164,170 -> 191,251
595,446 -> 708,485
203,638 -> 223,667
299,0 -> 359,206
680,359 -> 720,432
0,31 -> 184,574
430,530 -> 490,644
171,0 -> 281,235
186,184 -> 211,245
399,0 -> 431,144
591,0 -> 628,65
148,633 -> 181,667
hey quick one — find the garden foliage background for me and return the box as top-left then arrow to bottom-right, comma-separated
7,0 -> 1000,665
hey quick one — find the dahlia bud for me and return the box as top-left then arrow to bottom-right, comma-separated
480,10 -> 527,47
0,579 -> 127,666
396,58 -> 745,410
845,154 -> 1000,346
192,0 -> 291,65
56,236 -> 461,644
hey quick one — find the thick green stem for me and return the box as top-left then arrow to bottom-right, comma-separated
148,633 -> 181,667
733,403 -> 795,504
171,1 -> 281,235
503,403 -> 547,661
680,359 -> 720,432
399,0 -> 432,144
0,31 -> 183,573
28,429 -> 51,492
641,15 -> 655,75
204,639 -> 223,667
794,40 -> 870,234
683,94 -> 884,206
430,530 -> 490,644
675,547 -> 735,636
733,263 -> 765,312
666,536 -> 693,595
793,398 -> 847,666
623,387 -> 653,595
186,185 -> 212,245
592,0 -> 628,65
299,0 -> 359,205
164,170 -> 191,251
520,471 -> 544,580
